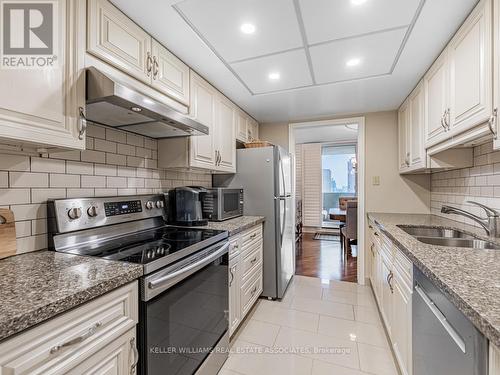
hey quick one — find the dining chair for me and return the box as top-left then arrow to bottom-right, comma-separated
341,200 -> 358,259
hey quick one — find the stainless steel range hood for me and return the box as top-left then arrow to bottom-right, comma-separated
85,67 -> 209,138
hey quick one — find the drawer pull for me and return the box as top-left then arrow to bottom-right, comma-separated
249,233 -> 257,239
251,286 -> 258,296
50,321 -> 102,354
250,256 -> 257,264
130,337 -> 139,374
374,232 -> 379,237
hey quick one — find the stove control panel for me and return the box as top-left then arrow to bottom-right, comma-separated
104,200 -> 142,217
49,194 -> 167,234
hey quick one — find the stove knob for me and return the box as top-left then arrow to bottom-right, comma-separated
68,207 -> 82,220
87,206 -> 98,217
155,200 -> 164,208
147,250 -> 153,259
145,201 -> 154,210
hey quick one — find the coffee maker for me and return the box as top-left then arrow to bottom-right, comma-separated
167,186 -> 208,226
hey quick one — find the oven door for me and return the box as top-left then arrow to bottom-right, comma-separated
139,241 -> 229,375
219,190 -> 243,221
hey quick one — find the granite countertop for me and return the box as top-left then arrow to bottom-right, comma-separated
194,216 -> 265,236
0,251 -> 143,342
368,213 -> 500,347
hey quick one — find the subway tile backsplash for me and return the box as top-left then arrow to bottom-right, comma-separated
431,140 -> 500,228
0,124 -> 211,254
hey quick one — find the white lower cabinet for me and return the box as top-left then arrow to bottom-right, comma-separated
368,221 -> 413,375
228,224 -> 263,337
0,282 -> 139,375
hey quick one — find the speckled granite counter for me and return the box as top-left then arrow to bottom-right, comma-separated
0,251 -> 143,342
194,216 -> 265,236
368,213 -> 500,347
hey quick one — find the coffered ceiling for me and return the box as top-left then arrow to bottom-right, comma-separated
111,0 -> 479,123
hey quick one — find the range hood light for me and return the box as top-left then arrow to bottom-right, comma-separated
130,107 -> 142,112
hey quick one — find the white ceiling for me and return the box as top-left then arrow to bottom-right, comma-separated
294,124 -> 358,145
110,0 -> 479,123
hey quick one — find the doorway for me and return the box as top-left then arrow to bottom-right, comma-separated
289,117 -> 365,283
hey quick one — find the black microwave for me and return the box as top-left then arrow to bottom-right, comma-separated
201,188 -> 243,221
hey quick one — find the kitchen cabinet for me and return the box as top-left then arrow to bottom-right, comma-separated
491,343 -> 500,375
398,99 -> 410,172
247,118 -> 259,142
87,0 -> 190,105
237,111 -> 249,142
228,236 -> 242,336
492,0 -> 500,150
368,220 -> 413,375
424,49 -> 449,148
151,40 -> 190,105
158,72 -> 236,172
448,0 -> 492,136
0,282 -> 138,374
0,0 -> 86,150
227,224 -> 263,337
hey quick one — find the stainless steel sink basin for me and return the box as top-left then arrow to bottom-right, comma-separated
397,225 -> 474,239
415,236 -> 500,250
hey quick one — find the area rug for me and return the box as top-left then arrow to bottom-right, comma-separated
313,233 -> 340,241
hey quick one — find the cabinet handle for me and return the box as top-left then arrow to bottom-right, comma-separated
368,225 -> 373,229
50,321 -> 102,354
78,107 -> 87,140
250,256 -> 258,264
153,56 -> 159,79
374,232 -> 379,237
405,152 -> 410,166
440,112 -> 447,131
444,108 -> 451,130
388,271 -> 394,294
251,286 -> 258,296
229,266 -> 235,287
146,52 -> 153,76
130,337 -> 139,375
250,233 -> 257,239
489,108 -> 498,139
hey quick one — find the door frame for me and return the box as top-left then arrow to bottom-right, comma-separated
288,116 -> 366,285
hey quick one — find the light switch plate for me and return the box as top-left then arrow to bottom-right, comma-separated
372,176 -> 380,185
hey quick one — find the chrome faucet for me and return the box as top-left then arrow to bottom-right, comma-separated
441,201 -> 500,238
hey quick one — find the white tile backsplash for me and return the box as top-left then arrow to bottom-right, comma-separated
431,140 -> 500,228
0,123 -> 211,255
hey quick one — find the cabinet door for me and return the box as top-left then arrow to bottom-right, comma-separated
448,0 -> 492,135
424,50 -> 449,147
215,96 -> 236,172
0,0 -> 85,150
87,0 -> 152,85
409,82 -> 426,169
229,244 -> 241,337
189,73 -> 216,169
236,111 -> 249,143
247,118 -> 259,141
151,40 -> 190,105
398,101 -> 410,172
71,329 -> 136,375
494,0 -> 500,150
392,271 -> 412,375
380,256 -> 393,336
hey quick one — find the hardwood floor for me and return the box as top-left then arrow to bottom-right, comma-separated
295,233 -> 357,282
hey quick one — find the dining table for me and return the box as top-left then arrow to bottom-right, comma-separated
329,208 -> 347,222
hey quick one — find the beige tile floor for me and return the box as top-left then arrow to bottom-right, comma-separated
219,275 -> 399,375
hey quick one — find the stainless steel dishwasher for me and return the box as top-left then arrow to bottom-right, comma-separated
413,267 -> 488,375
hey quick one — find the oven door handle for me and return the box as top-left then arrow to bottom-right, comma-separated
148,242 -> 230,290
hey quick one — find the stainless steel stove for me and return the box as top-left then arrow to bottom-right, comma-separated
48,194 -> 230,375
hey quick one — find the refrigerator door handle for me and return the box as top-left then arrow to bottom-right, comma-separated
281,198 -> 286,246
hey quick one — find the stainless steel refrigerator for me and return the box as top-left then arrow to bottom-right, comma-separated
213,146 -> 294,299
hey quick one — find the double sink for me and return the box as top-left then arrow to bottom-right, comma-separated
397,226 -> 500,250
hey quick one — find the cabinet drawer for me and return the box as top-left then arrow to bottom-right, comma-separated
394,248 -> 413,287
241,243 -> 263,282
229,235 -> 241,258
0,282 -> 138,375
241,265 -> 262,317
241,225 -> 262,253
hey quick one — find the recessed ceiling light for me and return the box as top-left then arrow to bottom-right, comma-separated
351,0 -> 367,5
268,72 -> 280,80
346,58 -> 361,67
240,23 -> 256,34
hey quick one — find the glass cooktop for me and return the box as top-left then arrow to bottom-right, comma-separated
66,226 -> 227,273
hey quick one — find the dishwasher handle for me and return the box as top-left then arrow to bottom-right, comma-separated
415,284 -> 466,353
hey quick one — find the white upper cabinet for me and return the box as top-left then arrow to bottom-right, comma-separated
189,72 -> 217,169
424,49 -> 449,148
448,0 -> 492,135
215,96 -> 236,172
87,0 -> 190,106
87,0 -> 152,84
409,82 -> 426,169
492,0 -> 500,149
0,0 -> 85,150
247,118 -> 259,142
398,100 -> 410,172
237,110 -> 249,143
151,40 -> 190,105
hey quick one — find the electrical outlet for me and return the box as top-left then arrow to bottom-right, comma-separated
372,176 -> 380,186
